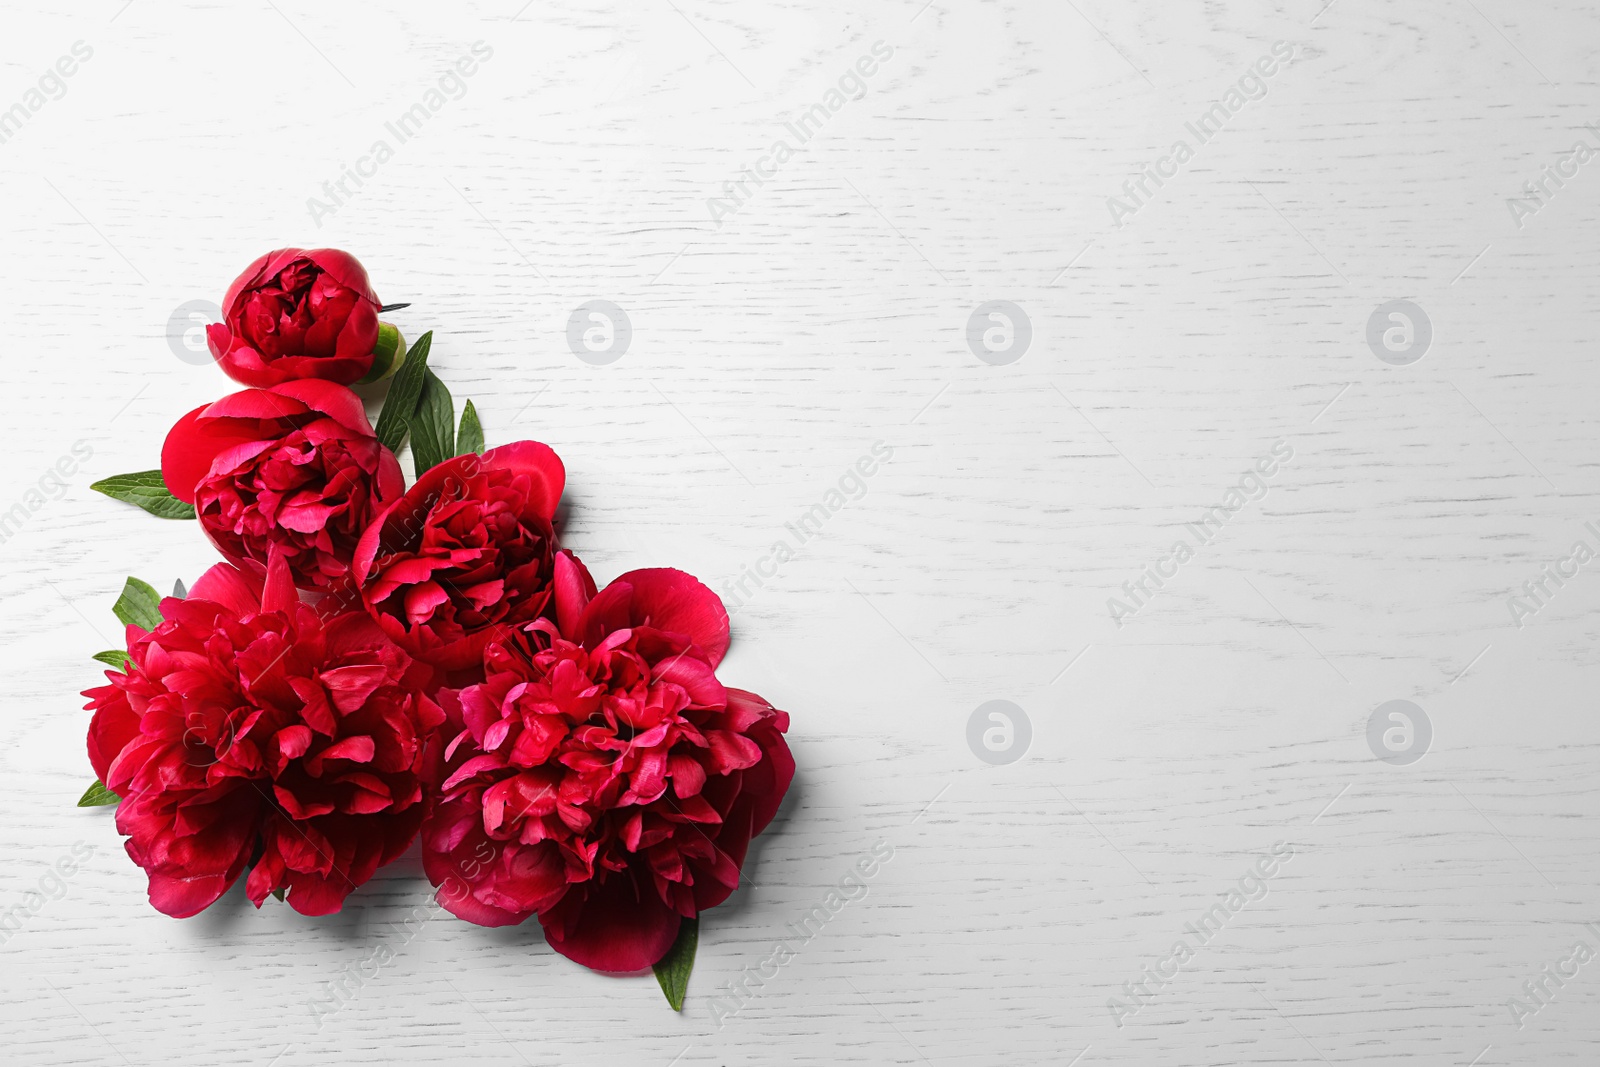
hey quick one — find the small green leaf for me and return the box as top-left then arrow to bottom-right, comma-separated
653,916 -> 698,1011
92,649 -> 130,670
90,471 -> 196,520
78,781 -> 120,807
409,370 -> 456,478
271,887 -> 286,902
457,399 -> 484,456
112,577 -> 164,631
374,330 -> 433,453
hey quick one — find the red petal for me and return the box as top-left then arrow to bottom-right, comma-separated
146,867 -> 238,918
202,388 -> 308,421
540,874 -> 682,972
261,544 -> 297,613
318,735 -> 376,763
189,562 -> 264,615
614,568 -> 730,667
275,725 -> 313,761
221,248 -> 298,312
376,455 -> 478,554
272,380 -> 374,436
351,502 -> 395,585
304,248 -> 379,302
283,873 -> 356,916
205,322 -> 233,361
335,300 -> 380,359
552,551 -> 595,638
320,664 -> 389,713
482,441 -> 565,520
373,445 -> 405,504
85,693 -> 141,784
160,405 -> 252,504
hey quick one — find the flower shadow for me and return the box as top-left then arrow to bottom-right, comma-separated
703,766 -> 805,927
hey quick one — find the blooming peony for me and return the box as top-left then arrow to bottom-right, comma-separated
421,553 -> 793,971
350,443 -> 565,674
162,380 -> 403,590
83,549 -> 442,917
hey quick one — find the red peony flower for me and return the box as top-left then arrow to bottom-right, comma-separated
420,553 -> 793,971
83,549 -> 443,918
349,443 -> 565,674
161,380 -> 403,591
207,248 -> 382,387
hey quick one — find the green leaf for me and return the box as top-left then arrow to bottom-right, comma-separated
271,887 -> 286,902
112,577 -> 164,631
90,471 -> 196,520
78,780 -> 120,807
652,916 -> 698,1011
457,399 -> 484,456
409,370 -> 456,478
92,649 -> 130,670
374,330 -> 433,453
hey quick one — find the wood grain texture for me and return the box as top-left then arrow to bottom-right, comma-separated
2,0 -> 1599,1063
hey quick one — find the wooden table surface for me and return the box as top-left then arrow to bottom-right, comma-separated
3,1 -> 1598,1063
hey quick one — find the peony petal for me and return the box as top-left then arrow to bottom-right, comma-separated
649,652 -> 726,709
205,322 -> 234,363
272,379 -> 374,436
188,561 -> 264,616
335,299 -> 380,359
374,455 -> 477,555
552,551 -> 595,637
84,691 -> 141,784
319,664 -> 389,714
161,405 -> 262,504
612,568 -> 730,667
221,248 -> 298,313
482,441 -> 565,520
706,729 -> 763,774
146,866 -> 239,919
260,544 -> 297,614
318,735 -> 376,763
304,248 -> 378,301
201,388 -> 309,422
404,582 -> 450,626
282,872 -> 357,917
539,874 -> 683,972
350,501 -> 396,585
373,445 -> 405,504
275,724 -> 313,762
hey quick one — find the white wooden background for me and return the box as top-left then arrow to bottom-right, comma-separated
2,0 -> 1599,1063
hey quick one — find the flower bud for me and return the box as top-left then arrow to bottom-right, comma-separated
359,321 -> 407,383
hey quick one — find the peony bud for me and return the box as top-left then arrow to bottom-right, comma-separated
359,321 -> 407,384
